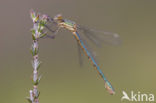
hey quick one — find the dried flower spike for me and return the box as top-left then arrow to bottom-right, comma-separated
27,10 -> 48,103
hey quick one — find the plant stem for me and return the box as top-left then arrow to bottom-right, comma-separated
27,10 -> 48,103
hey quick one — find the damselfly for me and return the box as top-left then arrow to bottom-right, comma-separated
45,14 -> 121,95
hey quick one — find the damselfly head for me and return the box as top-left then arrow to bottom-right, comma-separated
54,14 -> 63,21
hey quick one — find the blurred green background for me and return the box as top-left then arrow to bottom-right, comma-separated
0,0 -> 156,103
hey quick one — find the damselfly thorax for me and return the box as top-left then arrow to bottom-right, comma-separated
58,19 -> 77,32
53,14 -> 77,32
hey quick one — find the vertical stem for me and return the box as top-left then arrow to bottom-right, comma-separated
27,10 -> 48,103
32,39 -> 40,103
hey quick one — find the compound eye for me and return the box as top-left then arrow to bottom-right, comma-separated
54,14 -> 62,20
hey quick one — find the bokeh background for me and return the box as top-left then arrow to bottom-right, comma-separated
1,0 -> 156,103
